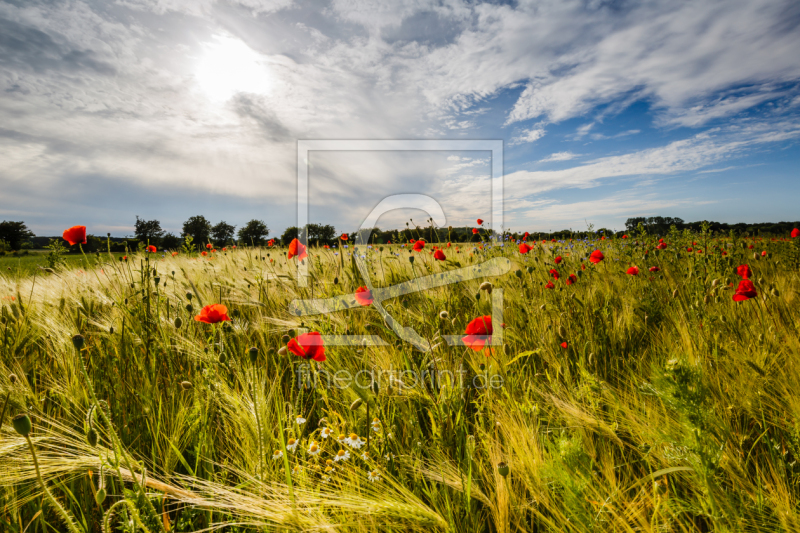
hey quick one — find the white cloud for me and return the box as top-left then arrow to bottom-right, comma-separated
539,151 -> 579,162
510,125 -> 546,145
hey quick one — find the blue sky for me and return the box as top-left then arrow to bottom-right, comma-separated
1,0 -> 799,238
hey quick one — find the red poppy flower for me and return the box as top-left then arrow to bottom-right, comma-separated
232,245 -> 236,249
792,228 -> 800,238
323,244 -> 330,249
656,242 -> 667,250
206,243 -> 213,249
212,249 -> 217,253
123,255 -> 128,261
268,239 -> 275,247
566,273 -> 577,285
146,245 -> 157,253
549,268 -> 559,280
62,226 -> 87,245
472,228 -> 479,234
545,281 -> 555,289
288,238 -> 307,260
554,256 -> 562,264
354,286 -> 374,306
736,264 -> 751,279
649,266 -> 660,272
523,232 -> 529,240
687,247 -> 693,252
222,247 -> 227,252
581,263 -> 586,271
413,240 -> 426,252
194,304 -> 231,324
462,316 -> 492,351
477,219 -> 484,225
761,251 -> 767,257
287,332 -> 326,362
551,238 -> 556,243
519,243 -> 532,254
600,236 -> 606,241
172,252 -> 179,257
201,251 -> 208,257
560,342 -> 568,349
626,266 -> 639,276
732,279 -> 757,302
341,234 -> 348,241
589,250 -> 604,264
434,249 -> 446,261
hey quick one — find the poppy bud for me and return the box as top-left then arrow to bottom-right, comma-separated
153,277 -> 160,285
558,325 -> 566,338
475,293 -> 480,301
333,277 -> 339,285
497,462 -> 510,477
409,256 -> 414,263
186,292 -> 193,301
13,413 -> 31,436
248,346 -> 259,364
439,310 -> 449,319
350,399 -> 363,411
772,288 -> 779,297
758,277 -> 763,285
87,427 -> 98,447
479,281 -> 493,293
109,326 -> 114,335
515,269 -> 522,278
174,317 -> 182,328
711,279 -> 719,287
703,295 -> 709,304
95,488 -> 107,505
278,346 -> 288,356
180,381 -> 193,390
124,298 -> 128,305
539,304 -> 546,310
9,373 -> 18,384
186,304 -> 193,313
232,309 -> 240,318
672,289 -> 679,298
72,334 -> 85,350
288,329 -> 296,338
218,352 -> 227,364
282,334 -> 290,344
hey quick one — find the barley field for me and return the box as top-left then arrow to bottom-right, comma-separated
2,226 -> 800,532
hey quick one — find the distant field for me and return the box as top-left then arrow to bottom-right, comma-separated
0,251 -> 128,278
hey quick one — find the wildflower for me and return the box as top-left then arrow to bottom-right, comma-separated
626,266 -> 639,276
472,228 -> 479,234
434,249 -> 446,261
554,256 -> 562,264
477,218 -> 484,225
566,273 -> 577,285
656,242 -> 667,250
736,264 -> 752,279
649,266 -> 660,272
462,316 -> 492,351
761,250 -> 767,257
544,281 -> 555,289
733,279 -> 758,302
201,251 -> 208,257
792,228 -> 800,238
320,427 -> 333,439
194,304 -> 231,324
341,233 -> 348,241
286,438 -> 299,453
589,250 -> 604,264
371,418 -> 381,432
413,240 -> 425,252
222,247 -> 227,252
62,226 -> 87,245
337,434 -> 347,445
622,235 -> 628,239
295,415 -> 307,425
354,286 -> 374,306
368,470 -> 381,482
146,245 -> 157,253
268,239 -> 275,247
272,450 -> 283,460
560,342 -> 568,349
519,243 -> 532,254
334,449 -> 350,462
549,268 -> 559,280
287,332 -> 326,362
287,238 -> 307,260
346,433 -> 365,449
171,252 -> 178,256
292,465 -> 302,475
307,441 -> 321,456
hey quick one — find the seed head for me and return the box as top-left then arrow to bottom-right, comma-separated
72,334 -> 85,350
13,413 -> 32,437
8,373 -> 17,384
180,381 -> 193,391
350,399 -> 363,411
439,310 -> 449,319
249,346 -> 259,364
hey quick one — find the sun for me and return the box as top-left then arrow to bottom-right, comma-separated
194,35 -> 272,102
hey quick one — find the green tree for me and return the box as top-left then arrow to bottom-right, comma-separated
182,216 -> 212,247
281,226 -> 303,246
307,223 -> 336,246
211,221 -> 237,245
237,219 -> 269,246
161,233 -> 181,250
0,221 -> 35,250
134,216 -> 164,246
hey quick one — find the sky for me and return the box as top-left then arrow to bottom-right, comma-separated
1,0 -> 799,238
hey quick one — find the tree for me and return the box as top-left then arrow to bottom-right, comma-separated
161,233 -> 181,250
307,223 -> 336,246
211,221 -> 236,245
0,221 -> 35,250
182,215 -> 212,247
281,226 -> 303,246
237,219 -> 269,246
134,216 -> 164,246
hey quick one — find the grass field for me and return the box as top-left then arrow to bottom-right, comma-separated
0,251 -> 127,278
1,228 -> 800,532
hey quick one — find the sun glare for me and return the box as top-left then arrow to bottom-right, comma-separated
194,35 -> 271,102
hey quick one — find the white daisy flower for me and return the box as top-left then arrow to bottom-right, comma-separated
346,433 -> 365,449
337,434 -> 347,445
361,451 -> 370,461
272,450 -> 283,461
307,441 -> 321,456
384,452 -> 395,461
286,438 -> 298,453
368,470 -> 381,482
333,449 -> 350,463
371,418 -> 382,433
320,427 -> 333,439
292,465 -> 302,475
295,415 -> 307,425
